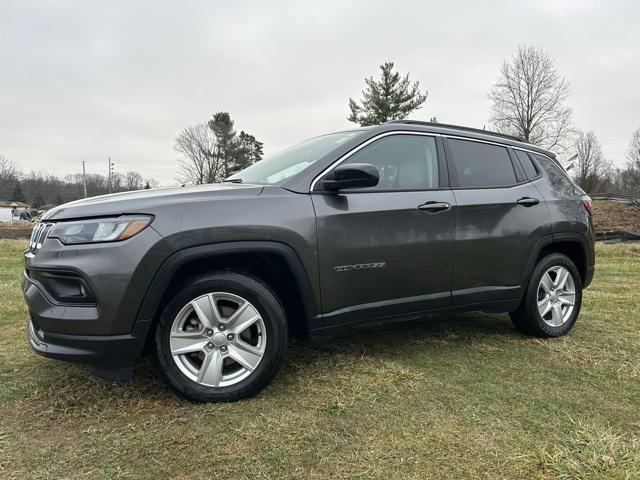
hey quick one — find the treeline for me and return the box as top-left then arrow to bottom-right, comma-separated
568,129 -> 640,195
3,48 -> 640,204
0,157 -> 157,208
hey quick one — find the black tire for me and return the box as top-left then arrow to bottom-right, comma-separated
154,271 -> 288,402
510,253 -> 583,338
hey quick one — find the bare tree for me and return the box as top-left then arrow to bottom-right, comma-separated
628,128 -> 640,165
124,171 -> 144,191
573,131 -> 611,193
489,46 -> 574,153
174,123 -> 221,185
0,154 -> 19,194
625,127 -> 640,192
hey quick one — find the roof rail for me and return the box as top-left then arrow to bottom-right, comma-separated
385,120 -> 526,143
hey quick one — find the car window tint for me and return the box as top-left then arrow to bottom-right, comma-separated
532,153 -> 578,195
341,135 -> 439,190
514,150 -> 539,179
448,139 -> 516,187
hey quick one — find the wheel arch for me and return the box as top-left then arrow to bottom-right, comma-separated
136,242 -> 318,340
520,233 -> 592,291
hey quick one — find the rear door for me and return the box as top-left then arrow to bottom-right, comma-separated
444,137 -> 552,305
312,133 -> 455,325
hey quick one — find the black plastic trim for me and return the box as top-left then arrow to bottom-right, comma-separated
309,298 -> 521,338
27,318 -> 151,369
136,241 -> 318,327
314,291 -> 451,329
518,232 -> 594,290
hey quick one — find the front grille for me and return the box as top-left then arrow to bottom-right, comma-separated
29,222 -> 53,254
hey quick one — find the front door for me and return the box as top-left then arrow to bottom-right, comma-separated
312,133 -> 456,326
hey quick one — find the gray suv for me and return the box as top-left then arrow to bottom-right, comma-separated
23,121 -> 595,402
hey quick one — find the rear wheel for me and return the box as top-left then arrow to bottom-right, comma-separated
510,253 -> 582,337
155,272 -> 287,402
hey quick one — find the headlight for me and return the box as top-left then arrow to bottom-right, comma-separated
49,215 -> 153,245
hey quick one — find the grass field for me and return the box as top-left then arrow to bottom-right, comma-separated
1,239 -> 639,479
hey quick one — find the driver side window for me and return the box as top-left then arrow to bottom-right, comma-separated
341,135 -> 439,190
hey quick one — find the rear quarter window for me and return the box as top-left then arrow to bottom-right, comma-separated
448,138 -> 517,188
532,153 -> 580,195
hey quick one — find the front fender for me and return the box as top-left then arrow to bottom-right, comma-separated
134,241 -> 319,329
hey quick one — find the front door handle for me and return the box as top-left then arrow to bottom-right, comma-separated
418,201 -> 451,213
516,197 -> 540,207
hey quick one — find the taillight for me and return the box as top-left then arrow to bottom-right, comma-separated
582,196 -> 593,216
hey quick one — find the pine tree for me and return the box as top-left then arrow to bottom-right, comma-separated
207,112 -> 263,178
209,112 -> 237,178
11,181 -> 25,203
144,181 -> 151,189
235,131 -> 264,173
348,62 -> 428,126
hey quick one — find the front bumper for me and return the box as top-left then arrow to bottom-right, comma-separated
27,317 -> 151,369
23,260 -> 153,369
22,225 -> 169,369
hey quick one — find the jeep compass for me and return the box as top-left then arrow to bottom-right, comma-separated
23,120 -> 595,402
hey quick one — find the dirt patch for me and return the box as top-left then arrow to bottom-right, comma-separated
0,221 -> 33,239
592,200 -> 640,235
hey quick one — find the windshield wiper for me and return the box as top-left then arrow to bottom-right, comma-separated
222,178 -> 243,183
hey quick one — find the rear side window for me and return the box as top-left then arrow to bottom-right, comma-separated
514,150 -> 540,179
448,139 -> 517,187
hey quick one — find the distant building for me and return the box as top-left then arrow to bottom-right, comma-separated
0,201 -> 31,222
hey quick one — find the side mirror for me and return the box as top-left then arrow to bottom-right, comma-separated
321,163 -> 379,191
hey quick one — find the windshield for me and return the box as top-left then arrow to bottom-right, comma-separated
227,130 -> 362,185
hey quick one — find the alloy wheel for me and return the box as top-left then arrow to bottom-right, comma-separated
536,265 -> 576,327
169,292 -> 266,387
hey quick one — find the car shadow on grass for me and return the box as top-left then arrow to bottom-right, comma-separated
301,311 -> 523,351
21,311 -> 527,413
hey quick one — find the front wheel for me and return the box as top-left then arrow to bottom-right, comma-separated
510,253 -> 583,337
155,272 -> 288,402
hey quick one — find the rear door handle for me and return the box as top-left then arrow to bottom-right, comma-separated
516,197 -> 540,207
418,201 -> 451,213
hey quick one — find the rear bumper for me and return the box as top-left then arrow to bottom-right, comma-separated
584,224 -> 596,289
27,318 -> 151,369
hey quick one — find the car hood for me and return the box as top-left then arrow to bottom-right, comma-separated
43,183 -> 264,221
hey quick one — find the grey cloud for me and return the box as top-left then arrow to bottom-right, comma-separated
1,0 -> 638,184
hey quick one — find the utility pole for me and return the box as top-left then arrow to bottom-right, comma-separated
82,161 -> 87,198
108,157 -> 115,193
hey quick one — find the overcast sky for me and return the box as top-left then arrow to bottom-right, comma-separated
1,0 -> 639,185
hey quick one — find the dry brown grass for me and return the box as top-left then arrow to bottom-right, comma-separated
0,240 -> 639,479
